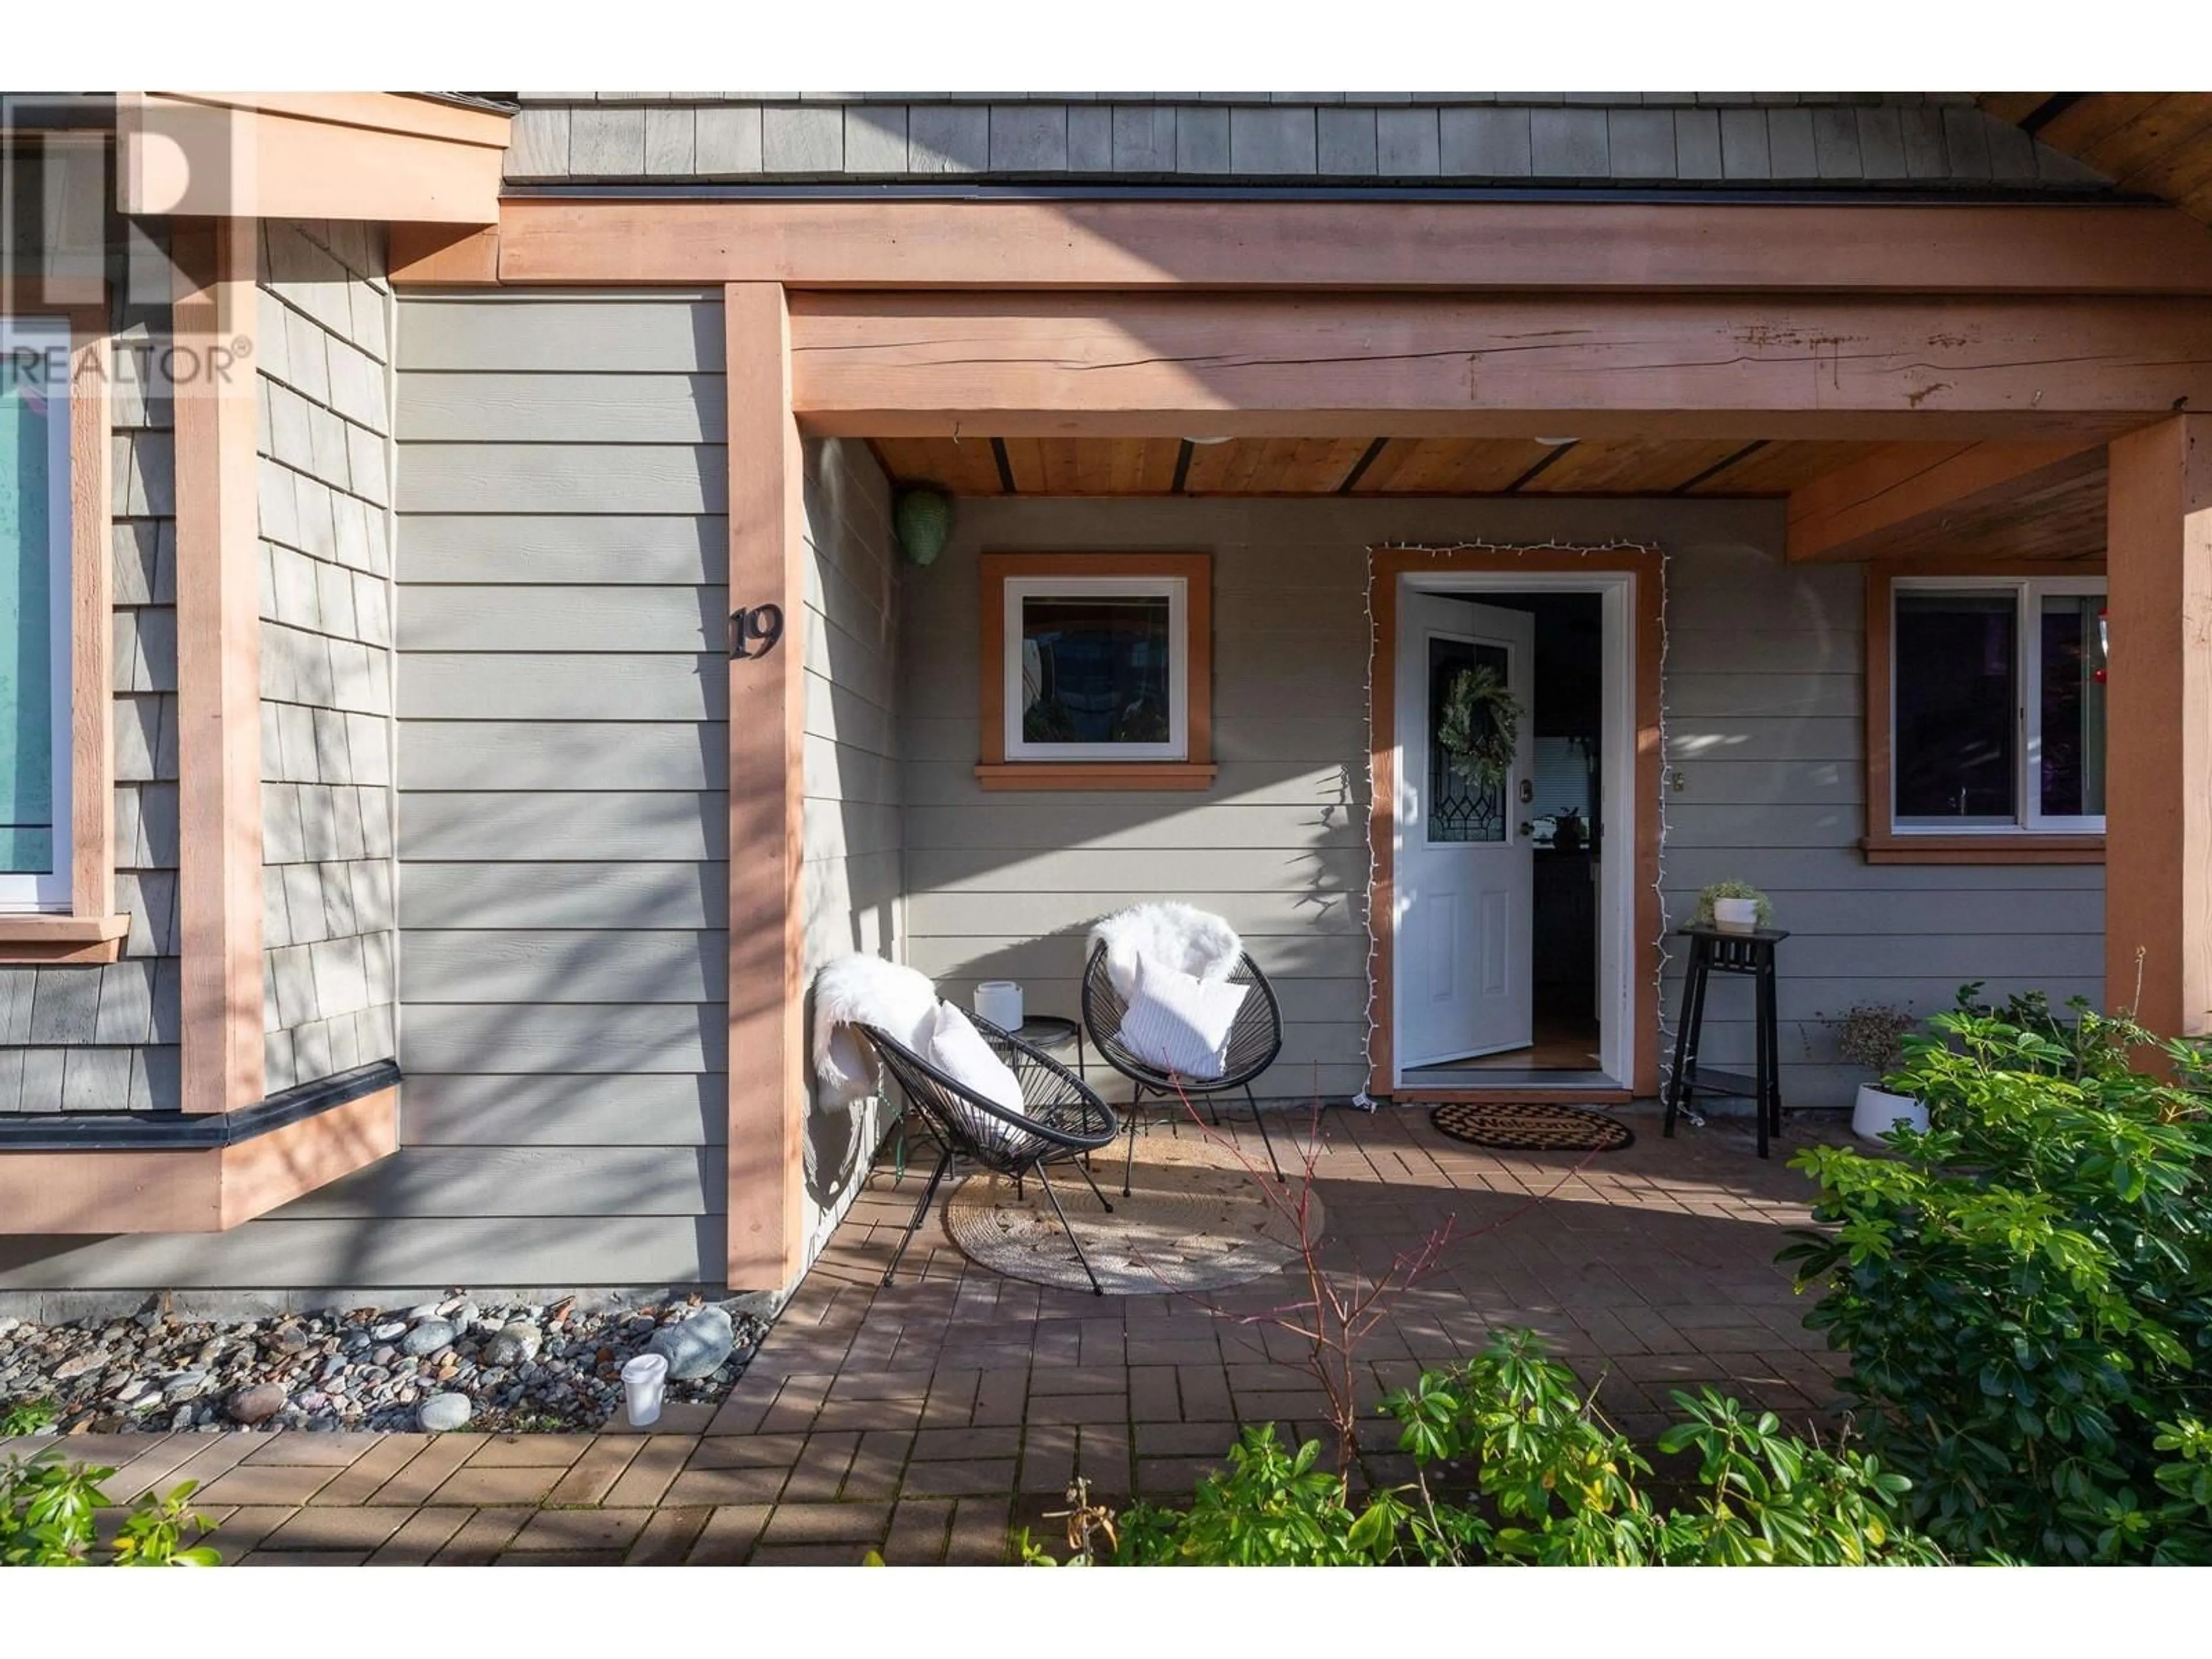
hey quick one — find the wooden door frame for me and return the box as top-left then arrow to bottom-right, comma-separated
1368,546 -> 1665,1103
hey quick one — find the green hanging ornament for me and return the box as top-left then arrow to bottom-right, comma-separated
894,487 -> 953,567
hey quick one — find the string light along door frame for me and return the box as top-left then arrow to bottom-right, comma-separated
1362,543 -> 1672,1102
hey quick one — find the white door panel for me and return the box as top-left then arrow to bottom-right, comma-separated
1394,589 -> 1536,1071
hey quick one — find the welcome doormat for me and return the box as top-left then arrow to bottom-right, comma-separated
1428,1100 -> 1635,1153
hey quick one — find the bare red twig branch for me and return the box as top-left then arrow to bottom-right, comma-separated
1118,1082 -> 1605,1476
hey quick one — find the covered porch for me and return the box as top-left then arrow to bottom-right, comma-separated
700,199 -> 2212,1290
861,445 -> 2108,1119
391,192 -> 2212,1298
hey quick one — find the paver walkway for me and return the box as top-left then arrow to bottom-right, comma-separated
39,1106 -> 1851,1565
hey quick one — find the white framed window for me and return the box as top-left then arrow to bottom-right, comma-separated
1002,574 -> 1190,763
1889,574 -> 2107,837
0,316 -> 75,911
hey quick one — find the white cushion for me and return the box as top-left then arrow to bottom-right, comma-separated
1120,955 -> 1249,1081
921,1003 -> 1029,1142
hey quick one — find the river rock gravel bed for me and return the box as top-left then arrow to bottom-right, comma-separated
0,1293 -> 769,1435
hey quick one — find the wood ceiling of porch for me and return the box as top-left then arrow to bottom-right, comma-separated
869,434 -> 1883,499
1980,93 -> 2212,226
870,433 -> 2112,562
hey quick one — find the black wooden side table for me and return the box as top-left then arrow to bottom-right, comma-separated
1662,925 -> 1789,1158
1013,1014 -> 1088,1083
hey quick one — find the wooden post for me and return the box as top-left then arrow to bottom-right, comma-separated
725,282 -> 808,1289
171,219 -> 265,1113
2104,415 -> 2212,1037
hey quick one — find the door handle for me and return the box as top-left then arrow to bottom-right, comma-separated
1517,821 -> 1535,838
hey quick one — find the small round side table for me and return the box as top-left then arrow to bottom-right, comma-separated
1012,1014 -> 1088,1083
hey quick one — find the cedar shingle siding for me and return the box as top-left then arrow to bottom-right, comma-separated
256,220 -> 399,1094
504,94 -> 2105,188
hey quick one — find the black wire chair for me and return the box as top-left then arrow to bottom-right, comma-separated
1080,942 -> 1285,1194
853,1013 -> 1122,1295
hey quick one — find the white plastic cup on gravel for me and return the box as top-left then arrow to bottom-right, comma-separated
621,1353 -> 669,1428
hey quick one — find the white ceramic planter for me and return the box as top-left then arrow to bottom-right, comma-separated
1711,897 -> 1761,933
621,1353 -> 669,1428
974,979 -> 1024,1029
1853,1084 -> 1927,1141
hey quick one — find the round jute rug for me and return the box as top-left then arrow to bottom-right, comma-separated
1429,1099 -> 1635,1153
942,1154 -> 1319,1296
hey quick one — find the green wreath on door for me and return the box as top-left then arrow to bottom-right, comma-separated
1435,665 -> 1524,789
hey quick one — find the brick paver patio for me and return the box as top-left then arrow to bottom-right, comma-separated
35,1106 -> 1851,1565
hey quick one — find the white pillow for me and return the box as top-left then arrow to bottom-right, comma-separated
1120,955 -> 1249,1081
921,1002 -> 1029,1142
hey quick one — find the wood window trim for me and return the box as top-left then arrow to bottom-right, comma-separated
0,298 -> 123,963
976,551 -> 1216,791
1862,560 -> 2109,866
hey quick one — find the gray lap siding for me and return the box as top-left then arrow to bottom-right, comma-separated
389,291 -> 734,1290
898,497 -> 2103,1111
0,290 -> 778,1294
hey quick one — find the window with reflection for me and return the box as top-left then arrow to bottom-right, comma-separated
1890,576 -> 2105,835
1003,575 -> 1188,762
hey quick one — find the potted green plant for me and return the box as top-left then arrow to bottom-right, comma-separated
1833,1003 -> 1926,1139
1694,880 -> 1771,934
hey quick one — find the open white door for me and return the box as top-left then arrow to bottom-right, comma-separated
1393,590 -> 1536,1071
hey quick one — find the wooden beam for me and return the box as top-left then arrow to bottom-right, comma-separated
171,221 -> 264,1114
724,282 -> 808,1291
1787,440 -> 2107,562
389,223 -> 501,287
121,93 -> 509,225
0,1147 -> 222,1233
0,1088 -> 399,1234
183,92 -> 512,148
493,197 -> 2212,295
219,1087 -> 400,1229
2104,415 -> 2212,1037
783,291 -> 2212,441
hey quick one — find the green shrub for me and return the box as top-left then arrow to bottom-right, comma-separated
0,1400 -> 58,1438
1094,1328 -> 1935,1566
1113,1427 -> 1403,1566
1,1446 -> 219,1566
1781,1007 -> 2212,1565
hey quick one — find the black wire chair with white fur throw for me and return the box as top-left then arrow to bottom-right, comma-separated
852,1014 -> 1122,1295
1081,944 -> 1284,1194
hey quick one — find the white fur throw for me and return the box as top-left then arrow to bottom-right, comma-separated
811,954 -> 940,1108
1088,902 -> 1244,999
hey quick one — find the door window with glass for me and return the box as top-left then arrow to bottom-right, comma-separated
1426,637 -> 1508,844
1889,575 -> 2107,836
0,317 -> 73,911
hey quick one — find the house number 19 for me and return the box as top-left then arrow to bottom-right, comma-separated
729,604 -> 785,660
